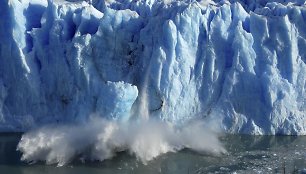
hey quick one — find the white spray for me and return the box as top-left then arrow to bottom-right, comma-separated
17,117 -> 225,166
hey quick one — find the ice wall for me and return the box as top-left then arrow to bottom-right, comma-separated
1,0 -> 306,134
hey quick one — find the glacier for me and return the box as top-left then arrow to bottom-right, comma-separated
1,0 -> 306,135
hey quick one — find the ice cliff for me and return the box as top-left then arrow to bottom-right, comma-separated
1,0 -> 306,134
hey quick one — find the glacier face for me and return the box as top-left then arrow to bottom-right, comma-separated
1,0 -> 306,134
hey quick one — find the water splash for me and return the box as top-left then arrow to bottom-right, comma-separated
17,117 -> 225,166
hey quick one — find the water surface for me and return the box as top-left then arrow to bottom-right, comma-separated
1,133 -> 306,173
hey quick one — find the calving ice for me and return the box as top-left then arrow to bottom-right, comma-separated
1,0 -> 306,136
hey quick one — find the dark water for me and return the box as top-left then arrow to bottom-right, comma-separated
1,133 -> 306,174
